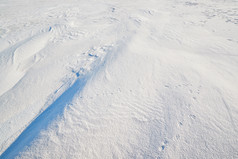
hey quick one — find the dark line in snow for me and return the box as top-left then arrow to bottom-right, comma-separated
221,97 -> 237,133
0,76 -> 87,159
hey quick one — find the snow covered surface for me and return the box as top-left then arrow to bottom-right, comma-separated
0,0 -> 238,158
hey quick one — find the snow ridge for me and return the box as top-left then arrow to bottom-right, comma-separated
1,0 -> 238,158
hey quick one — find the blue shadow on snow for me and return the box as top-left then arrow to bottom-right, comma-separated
0,76 -> 87,159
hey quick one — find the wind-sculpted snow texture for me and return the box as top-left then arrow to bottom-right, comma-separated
0,0 -> 238,158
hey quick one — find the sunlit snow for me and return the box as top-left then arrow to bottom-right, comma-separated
0,0 -> 238,158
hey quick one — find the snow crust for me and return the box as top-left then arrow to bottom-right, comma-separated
0,0 -> 238,158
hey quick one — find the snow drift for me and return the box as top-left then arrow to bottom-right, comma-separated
0,0 -> 238,158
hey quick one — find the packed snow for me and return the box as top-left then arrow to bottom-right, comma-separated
0,0 -> 238,158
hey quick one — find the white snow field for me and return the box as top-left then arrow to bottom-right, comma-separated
0,0 -> 238,158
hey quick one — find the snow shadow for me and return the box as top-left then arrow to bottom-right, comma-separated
0,76 -> 87,159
